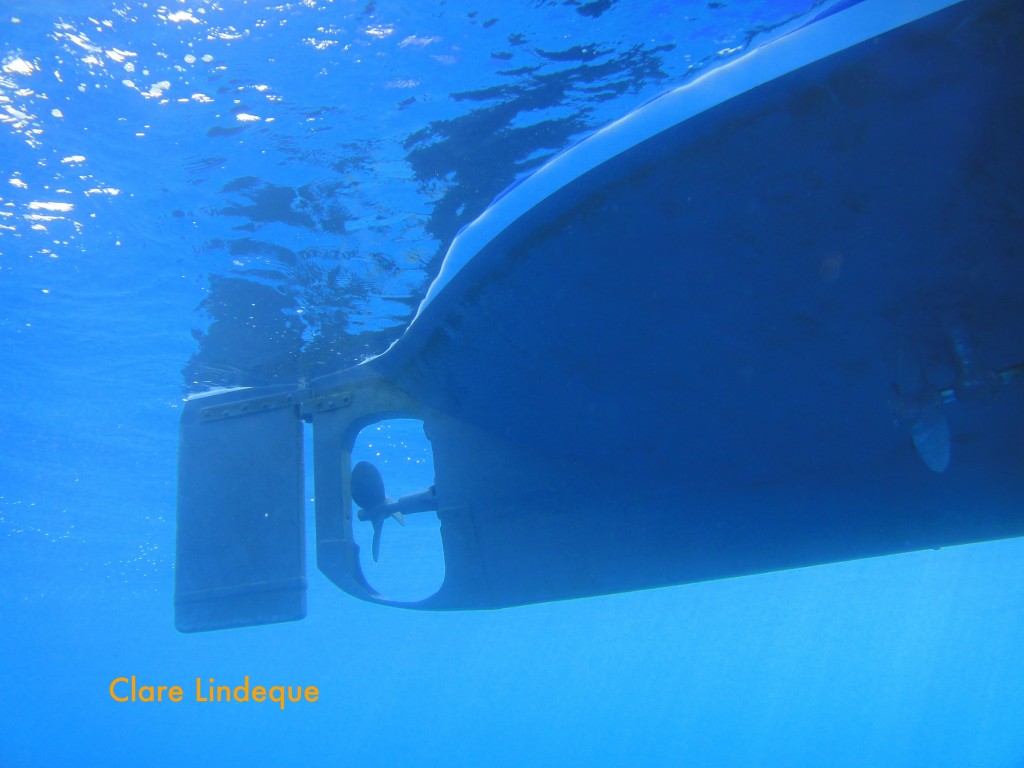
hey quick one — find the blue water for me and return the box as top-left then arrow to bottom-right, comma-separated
2,0 -> 1023,765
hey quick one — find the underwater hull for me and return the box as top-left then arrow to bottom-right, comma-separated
176,0 -> 1024,628
370,0 -> 1024,608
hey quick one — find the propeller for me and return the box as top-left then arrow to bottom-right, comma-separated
891,319 -> 1023,473
350,461 -> 438,562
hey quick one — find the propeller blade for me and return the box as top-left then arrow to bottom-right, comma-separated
911,408 -> 951,473
352,461 -> 386,510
